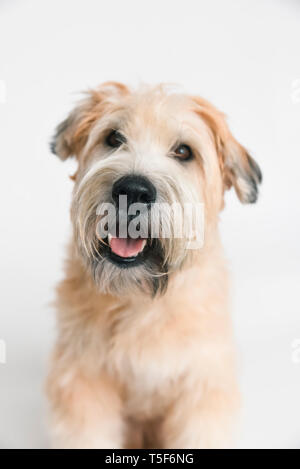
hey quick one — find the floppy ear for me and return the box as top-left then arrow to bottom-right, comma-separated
50,81 -> 129,161
50,109 -> 80,160
193,97 -> 262,203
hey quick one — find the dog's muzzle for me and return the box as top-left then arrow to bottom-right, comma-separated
103,174 -> 158,267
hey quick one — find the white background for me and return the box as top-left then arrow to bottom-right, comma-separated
0,0 -> 299,449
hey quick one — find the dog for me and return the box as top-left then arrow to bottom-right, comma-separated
46,82 -> 262,449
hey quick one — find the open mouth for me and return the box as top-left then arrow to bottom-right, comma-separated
108,234 -> 146,259
106,234 -> 148,267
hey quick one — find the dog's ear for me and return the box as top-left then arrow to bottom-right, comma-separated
193,97 -> 262,203
50,81 -> 129,161
50,109 -> 79,160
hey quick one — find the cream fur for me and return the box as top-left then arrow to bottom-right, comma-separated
47,82 -> 261,449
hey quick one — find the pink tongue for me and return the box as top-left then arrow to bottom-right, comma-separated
110,237 -> 145,258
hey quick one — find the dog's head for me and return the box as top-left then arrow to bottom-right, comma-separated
51,82 -> 262,296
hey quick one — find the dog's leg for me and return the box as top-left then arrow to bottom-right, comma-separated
160,384 -> 240,449
46,355 -> 125,449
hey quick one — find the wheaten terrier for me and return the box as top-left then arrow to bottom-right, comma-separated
47,82 -> 262,449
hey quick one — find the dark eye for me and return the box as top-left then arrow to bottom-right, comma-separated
173,144 -> 194,162
106,130 -> 126,148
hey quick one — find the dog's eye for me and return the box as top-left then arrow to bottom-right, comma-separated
173,144 -> 194,162
106,130 -> 126,148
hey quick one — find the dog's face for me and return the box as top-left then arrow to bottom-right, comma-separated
51,82 -> 262,296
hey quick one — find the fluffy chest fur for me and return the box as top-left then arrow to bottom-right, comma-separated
56,249 -> 233,421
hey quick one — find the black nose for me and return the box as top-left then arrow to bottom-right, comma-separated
112,175 -> 157,206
